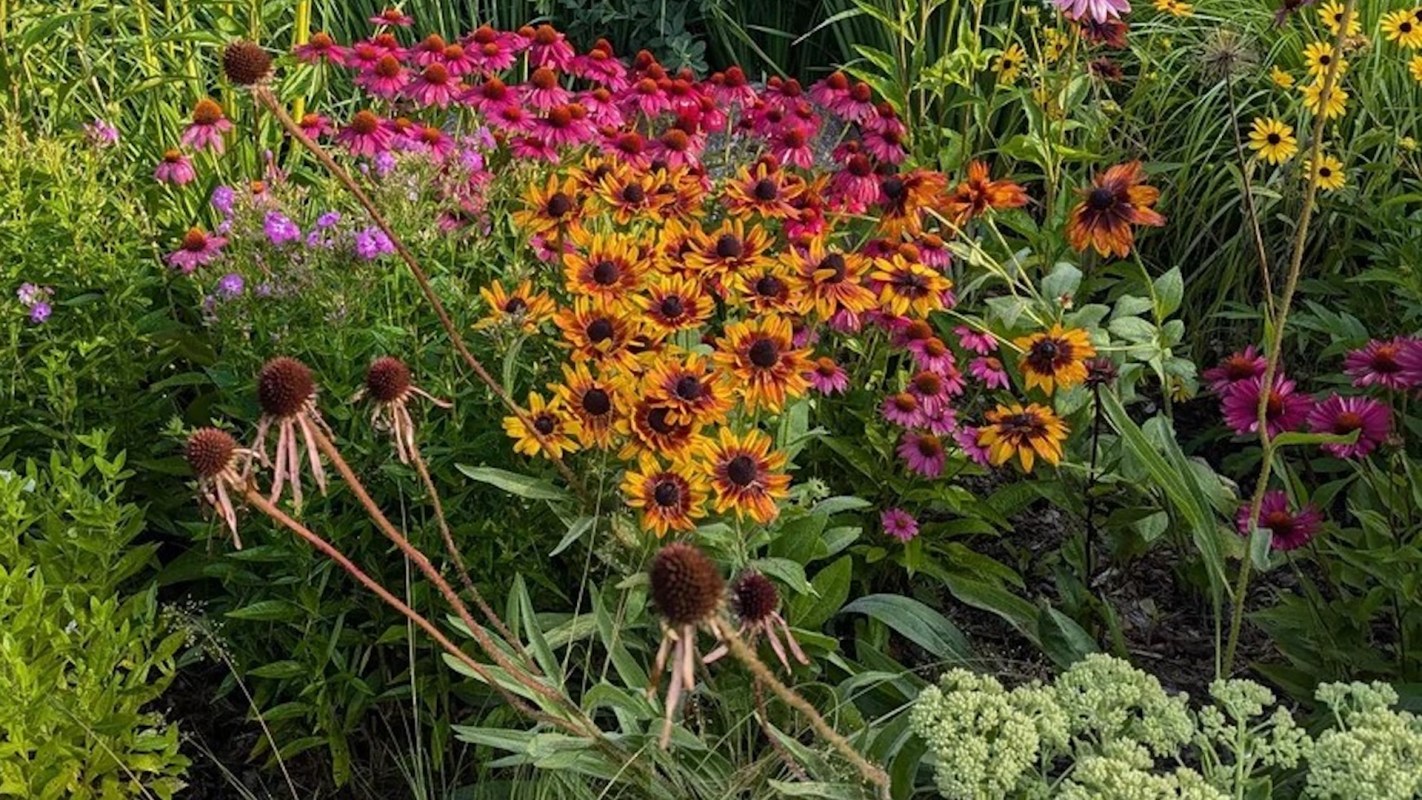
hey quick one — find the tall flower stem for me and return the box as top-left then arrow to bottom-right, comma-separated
1222,0 -> 1355,674
308,426 -> 582,717
1222,73 -> 1276,323
711,617 -> 890,798
249,85 -> 590,505
241,487 -> 552,727
1084,383 -> 1104,577
407,435 -> 535,669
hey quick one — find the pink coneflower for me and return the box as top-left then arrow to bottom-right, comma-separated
465,26 -> 520,72
369,7 -> 412,27
298,112 -> 333,139
537,104 -> 597,149
464,76 -> 517,116
650,127 -> 702,168
438,43 -> 477,76
831,154 -> 880,211
835,82 -> 877,123
294,31 -> 346,64
880,507 -> 919,541
805,357 -> 849,395
1220,374 -> 1314,438
411,33 -> 448,66
909,336 -> 959,374
954,426 -> 992,465
1346,338 -> 1415,390
1236,490 -> 1323,551
971,357 -> 1011,390
626,77 -> 671,118
527,24 -> 575,70
185,428 -> 256,547
570,41 -> 628,89
356,55 -> 410,99
337,110 -> 396,157
955,326 -> 996,355
921,405 -> 959,436
154,149 -> 196,185
405,63 -> 462,108
345,41 -> 384,71
182,98 -> 232,153
408,125 -> 456,161
509,135 -> 559,162
810,72 -> 851,111
908,369 -> 956,414
578,88 -> 624,127
1307,394 -> 1391,459
523,67 -> 571,111
916,235 -> 952,269
898,431 -> 947,477
601,131 -> 651,169
881,391 -> 926,427
354,356 -> 452,463
1055,0 -> 1130,22
166,227 -> 227,273
862,125 -> 907,164
708,66 -> 757,107
487,105 -> 535,136
1203,346 -> 1267,393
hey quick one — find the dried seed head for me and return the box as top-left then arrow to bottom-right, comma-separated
649,543 -> 724,627
1085,357 -> 1118,388
186,427 -> 237,478
365,356 -> 412,403
257,357 -> 315,418
223,40 -> 272,86
731,572 -> 779,624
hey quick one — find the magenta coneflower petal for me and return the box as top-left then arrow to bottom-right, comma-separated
1203,345 -> 1267,394
1219,373 -> 1313,438
898,431 -> 947,477
1307,393 -> 1391,458
880,507 -> 919,542
1236,490 -> 1323,551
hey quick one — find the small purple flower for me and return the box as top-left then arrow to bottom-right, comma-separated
898,431 -> 947,478
1307,394 -> 1391,459
17,282 -> 44,306
264,212 -> 302,247
805,357 -> 849,395
84,118 -> 119,148
1220,374 -> 1313,438
28,301 -> 52,324
315,211 -> 342,228
216,272 -> 245,299
211,185 -> 236,216
880,508 -> 919,542
354,227 -> 395,260
373,150 -> 397,176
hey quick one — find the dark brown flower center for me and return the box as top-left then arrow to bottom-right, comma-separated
726,454 -> 758,486
586,318 -> 614,343
1087,187 -> 1116,210
533,414 -> 557,435
647,407 -> 675,435
1267,132 -> 1282,145
546,193 -> 572,217
504,296 -> 527,314
753,178 -> 779,201
1333,411 -> 1363,433
820,253 -> 847,282
755,275 -> 784,297
749,338 -> 779,368
675,375 -> 703,400
916,435 -> 943,458
716,234 -> 743,259
182,229 -> 208,251
193,99 -> 223,125
351,110 -> 381,135
1027,338 -> 1069,372
582,388 -> 611,416
659,295 -> 685,318
621,184 -> 646,204
652,478 -> 681,507
592,260 -> 619,285
422,63 -> 450,84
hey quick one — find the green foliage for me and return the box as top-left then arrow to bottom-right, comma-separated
0,432 -> 188,798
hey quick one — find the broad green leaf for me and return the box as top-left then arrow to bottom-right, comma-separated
791,555 -> 853,630
1037,607 -> 1098,668
1152,267 -> 1184,319
841,594 -> 971,663
456,465 -> 570,502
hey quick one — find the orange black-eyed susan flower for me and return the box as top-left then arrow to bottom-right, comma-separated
875,169 -> 947,237
943,160 -> 1029,226
562,230 -> 647,304
731,261 -> 804,316
641,352 -> 733,426
621,454 -> 710,536
713,315 -> 812,412
475,279 -> 556,332
869,253 -> 952,319
554,362 -> 626,449
649,165 -> 709,221
1065,162 -> 1165,258
568,153 -> 624,195
553,297 -> 637,367
722,158 -> 804,220
595,168 -> 668,224
512,174 -> 581,237
706,428 -> 791,525
683,219 -> 773,288
620,399 -> 708,463
1014,324 -> 1097,394
787,238 -> 877,322
635,274 -> 715,336
978,402 -> 1069,472
503,391 -> 582,459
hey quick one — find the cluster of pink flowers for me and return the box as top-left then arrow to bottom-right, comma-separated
1210,336 -> 1422,551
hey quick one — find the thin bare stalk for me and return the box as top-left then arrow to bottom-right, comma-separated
1223,74 -> 1276,322
407,435 -> 535,669
249,84 -> 590,505
752,678 -> 811,782
711,618 -> 890,798
309,426 -> 581,717
1222,0 -> 1355,674
242,487 -> 552,727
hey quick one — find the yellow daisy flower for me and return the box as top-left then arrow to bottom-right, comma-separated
1247,118 -> 1299,164
1411,53 -> 1422,82
620,454 -> 709,537
1318,0 -> 1361,36
978,403 -> 1069,473
1305,153 -> 1346,191
503,391 -> 581,460
1269,66 -> 1296,88
1154,0 -> 1193,17
1300,80 -> 1349,119
1382,9 -> 1422,48
1013,324 -> 1097,394
1302,41 -> 1347,78
996,43 -> 1027,84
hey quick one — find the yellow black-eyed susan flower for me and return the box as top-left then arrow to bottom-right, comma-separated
706,428 -> 791,525
978,402 -> 1069,472
1014,323 -> 1097,394
1248,118 -> 1299,164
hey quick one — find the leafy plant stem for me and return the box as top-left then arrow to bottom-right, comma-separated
1222,0 -> 1356,675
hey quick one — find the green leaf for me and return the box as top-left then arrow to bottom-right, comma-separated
1249,526 -> 1273,571
768,781 -> 867,799
791,555 -> 853,631
1270,429 -> 1359,449
1152,267 -> 1184,319
225,600 -> 300,622
1037,607 -> 1098,668
841,594 -> 971,663
549,516 -> 595,557
1041,262 -> 1082,302
750,557 -> 814,596
456,465 -> 570,502
811,495 -> 872,517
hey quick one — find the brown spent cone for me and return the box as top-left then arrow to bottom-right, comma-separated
730,571 -> 779,624
223,40 -> 273,86
650,543 -> 724,627
365,357 -> 412,403
258,357 -> 315,417
186,427 -> 238,478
